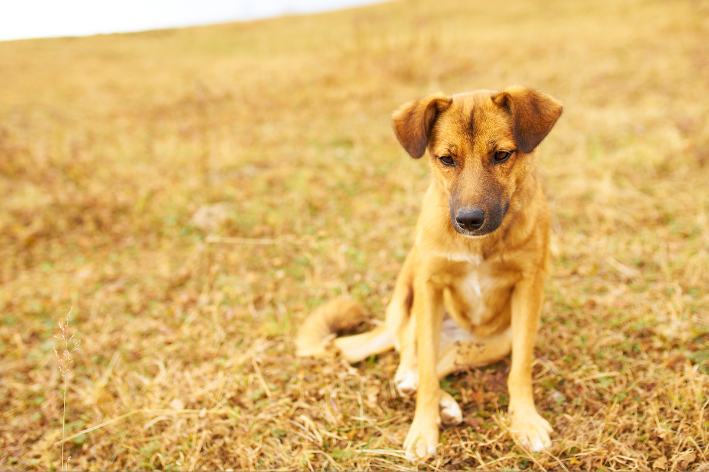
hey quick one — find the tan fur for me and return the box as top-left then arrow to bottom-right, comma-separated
294,297 -> 367,357
296,86 -> 563,459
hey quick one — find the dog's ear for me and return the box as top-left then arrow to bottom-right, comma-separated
492,86 -> 563,154
392,93 -> 452,159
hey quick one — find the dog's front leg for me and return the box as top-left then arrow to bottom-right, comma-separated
394,313 -> 418,396
403,274 -> 444,459
507,271 -> 552,452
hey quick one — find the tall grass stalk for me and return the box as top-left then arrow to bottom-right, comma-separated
54,308 -> 80,472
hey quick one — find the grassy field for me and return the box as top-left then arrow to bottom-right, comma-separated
1,0 -> 708,470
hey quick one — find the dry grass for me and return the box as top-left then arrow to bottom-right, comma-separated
1,0 -> 708,470
53,307 -> 81,471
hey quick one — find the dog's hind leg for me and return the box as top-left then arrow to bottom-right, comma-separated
432,324 -> 512,427
296,298 -> 394,362
335,251 -> 416,364
333,324 -> 395,363
436,324 -> 512,379
438,389 -> 463,426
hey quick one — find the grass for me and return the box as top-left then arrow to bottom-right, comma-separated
52,307 -> 80,471
0,0 -> 708,469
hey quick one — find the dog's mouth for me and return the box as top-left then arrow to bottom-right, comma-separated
449,201 -> 509,237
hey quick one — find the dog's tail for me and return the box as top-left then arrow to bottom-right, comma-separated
295,297 -> 395,363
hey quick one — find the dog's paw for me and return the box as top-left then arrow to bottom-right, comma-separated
404,414 -> 440,460
508,407 -> 552,452
395,369 -> 419,397
439,391 -> 462,426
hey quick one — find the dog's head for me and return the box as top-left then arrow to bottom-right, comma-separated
392,86 -> 562,237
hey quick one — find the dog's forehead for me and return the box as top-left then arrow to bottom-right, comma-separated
442,90 -> 513,141
450,90 -> 496,112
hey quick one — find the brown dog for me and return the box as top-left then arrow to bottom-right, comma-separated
296,86 -> 563,458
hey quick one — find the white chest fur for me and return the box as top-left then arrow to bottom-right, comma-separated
444,252 -> 483,265
438,251 -> 512,328
459,269 -> 493,325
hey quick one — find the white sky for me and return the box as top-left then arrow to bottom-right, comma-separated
0,0 -> 388,42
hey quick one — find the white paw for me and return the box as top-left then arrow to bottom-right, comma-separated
439,391 -> 462,426
404,414 -> 439,459
509,408 -> 552,452
395,369 -> 418,397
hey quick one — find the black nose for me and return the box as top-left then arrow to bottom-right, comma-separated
455,208 -> 485,231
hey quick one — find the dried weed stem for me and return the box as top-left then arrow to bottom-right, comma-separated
53,308 -> 80,472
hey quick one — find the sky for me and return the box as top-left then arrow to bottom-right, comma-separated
0,0 -> 389,42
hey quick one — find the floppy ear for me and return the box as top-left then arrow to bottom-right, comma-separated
392,93 -> 452,159
492,86 -> 563,154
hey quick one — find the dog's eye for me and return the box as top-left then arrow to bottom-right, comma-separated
439,155 -> 455,166
494,151 -> 513,163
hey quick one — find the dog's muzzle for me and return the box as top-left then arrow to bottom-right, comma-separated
455,208 -> 485,232
450,202 -> 509,236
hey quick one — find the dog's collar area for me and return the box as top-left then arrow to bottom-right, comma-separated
440,252 -> 483,264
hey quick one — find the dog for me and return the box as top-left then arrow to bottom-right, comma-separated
296,86 -> 563,459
